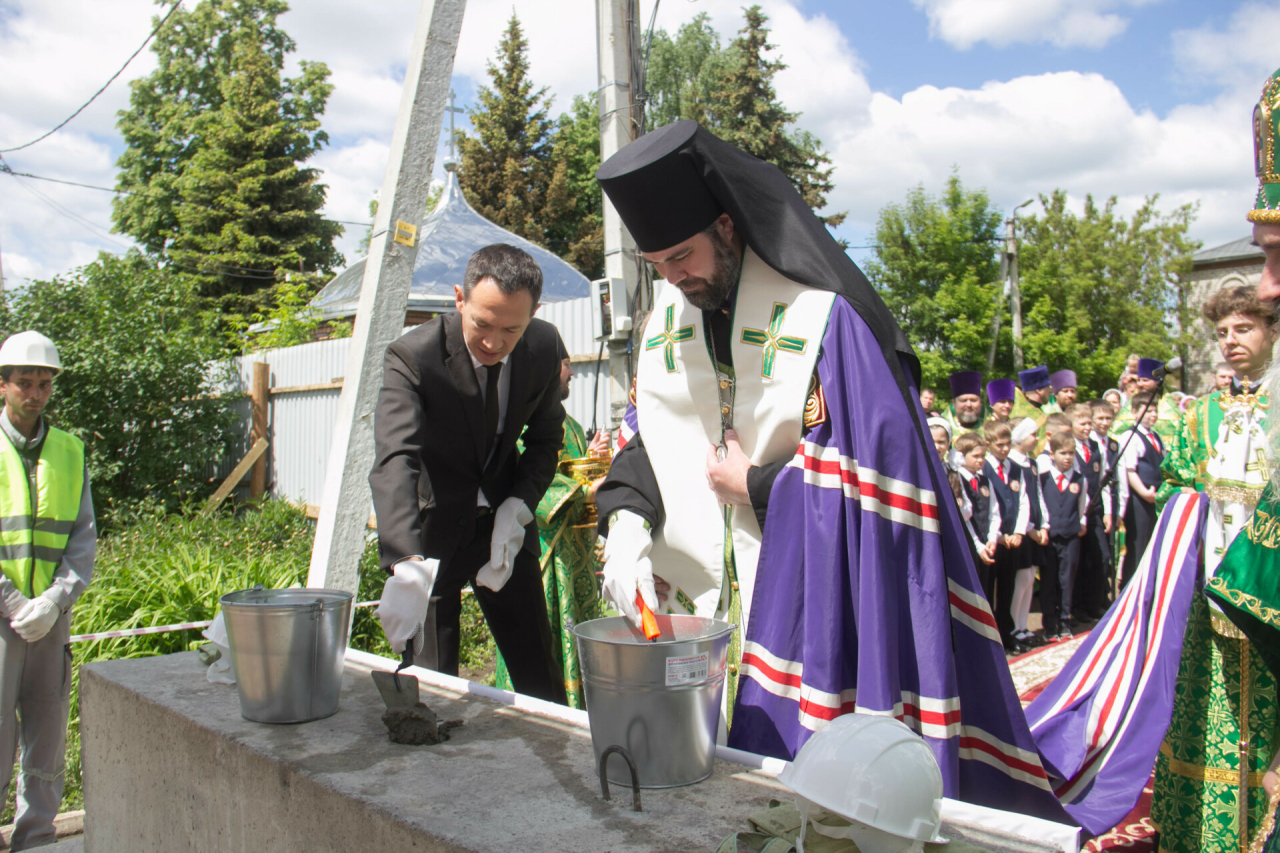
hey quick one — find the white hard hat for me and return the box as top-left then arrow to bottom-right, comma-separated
0,331 -> 61,373
778,714 -> 946,853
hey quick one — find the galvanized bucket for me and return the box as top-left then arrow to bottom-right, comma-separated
573,614 -> 735,788
220,586 -> 353,724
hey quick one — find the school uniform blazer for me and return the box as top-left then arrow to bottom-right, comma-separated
369,311 -> 567,572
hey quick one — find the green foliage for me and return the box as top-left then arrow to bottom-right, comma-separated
457,15 -> 603,278
457,14 -> 556,245
0,252 -> 241,526
242,275 -> 325,352
113,0 -> 342,320
1016,191 -> 1200,396
644,7 -> 842,225
864,174 -> 1003,393
545,95 -> 604,279
867,176 -> 1201,400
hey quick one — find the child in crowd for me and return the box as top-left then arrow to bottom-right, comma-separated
982,420 -> 1030,653
1039,432 -> 1089,640
1037,412 -> 1074,471
1008,418 -> 1047,647
1067,402 -> 1109,623
1090,399 -> 1125,598
929,416 -> 974,551
1120,391 -> 1163,587
956,432 -> 999,589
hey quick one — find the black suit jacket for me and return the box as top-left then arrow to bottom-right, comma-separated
369,311 -> 567,572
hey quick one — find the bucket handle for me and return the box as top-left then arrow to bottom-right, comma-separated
598,745 -> 642,812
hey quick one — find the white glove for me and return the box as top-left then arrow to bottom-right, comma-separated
601,510 -> 657,629
476,498 -> 533,592
2,589 -> 30,621
12,596 -> 59,643
376,558 -> 439,656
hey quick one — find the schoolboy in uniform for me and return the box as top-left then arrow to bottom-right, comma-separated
1037,412 -> 1075,472
982,420 -> 1029,652
956,432 -> 999,595
1090,399 -> 1125,596
1067,402 -> 1110,622
1008,418 -> 1047,646
1120,391 -> 1163,587
1039,432 -> 1089,640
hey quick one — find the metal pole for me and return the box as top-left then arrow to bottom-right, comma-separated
986,240 -> 1008,372
1008,199 -> 1033,372
308,0 -> 466,593
596,0 -> 643,429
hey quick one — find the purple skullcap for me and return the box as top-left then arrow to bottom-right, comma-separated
1050,370 -> 1077,393
986,379 -> 1016,404
1018,366 -> 1051,392
949,370 -> 983,398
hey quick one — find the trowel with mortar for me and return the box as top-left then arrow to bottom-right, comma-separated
371,605 -> 462,745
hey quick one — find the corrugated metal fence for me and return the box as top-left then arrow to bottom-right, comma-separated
224,297 -> 611,505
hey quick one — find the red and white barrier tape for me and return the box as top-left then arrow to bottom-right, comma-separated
69,600 -> 382,643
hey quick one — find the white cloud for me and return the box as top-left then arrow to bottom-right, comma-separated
0,0 -> 1263,288
910,0 -> 1158,50
1171,1 -> 1280,91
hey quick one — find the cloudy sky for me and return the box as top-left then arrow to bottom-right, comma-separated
0,0 -> 1275,286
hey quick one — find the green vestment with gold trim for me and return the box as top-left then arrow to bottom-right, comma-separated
1151,387 -> 1280,853
495,416 -> 603,708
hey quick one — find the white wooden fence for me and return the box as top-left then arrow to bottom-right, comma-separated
218,297 -> 611,506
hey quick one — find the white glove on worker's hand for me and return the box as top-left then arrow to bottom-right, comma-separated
601,510 -> 657,629
12,596 -> 59,643
2,589 -> 29,621
376,558 -> 439,656
476,498 -> 533,592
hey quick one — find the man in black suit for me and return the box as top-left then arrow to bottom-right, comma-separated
371,243 -> 567,704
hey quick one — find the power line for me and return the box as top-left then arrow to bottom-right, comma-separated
0,162 -> 373,228
0,0 -> 185,154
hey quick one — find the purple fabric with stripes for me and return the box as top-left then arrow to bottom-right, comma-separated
1025,493 -> 1206,835
726,298 -> 1070,823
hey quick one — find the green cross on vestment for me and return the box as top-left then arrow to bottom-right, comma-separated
645,305 -> 696,372
740,302 -> 808,379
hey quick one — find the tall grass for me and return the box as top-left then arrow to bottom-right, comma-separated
0,500 -> 497,821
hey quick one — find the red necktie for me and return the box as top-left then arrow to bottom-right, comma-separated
1057,474 -> 1066,492
1149,431 -> 1162,454
1083,445 -> 1091,464
998,463 -> 1006,483
970,477 -> 978,491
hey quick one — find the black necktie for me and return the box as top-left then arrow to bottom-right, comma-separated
484,361 -> 502,461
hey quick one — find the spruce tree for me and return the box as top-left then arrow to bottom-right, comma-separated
457,14 -> 555,245
714,6 -> 844,227
544,95 -> 604,279
113,0 -> 341,314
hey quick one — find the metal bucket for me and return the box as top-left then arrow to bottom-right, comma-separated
573,614 -> 735,788
220,586 -> 354,724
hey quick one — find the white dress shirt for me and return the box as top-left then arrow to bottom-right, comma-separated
986,453 -> 1031,534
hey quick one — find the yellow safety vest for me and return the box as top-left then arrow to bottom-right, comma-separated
0,426 -> 84,597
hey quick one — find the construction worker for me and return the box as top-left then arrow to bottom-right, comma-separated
0,331 -> 95,851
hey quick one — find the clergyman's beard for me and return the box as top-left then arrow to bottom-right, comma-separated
682,230 -> 740,310
958,410 -> 981,428
559,381 -> 571,402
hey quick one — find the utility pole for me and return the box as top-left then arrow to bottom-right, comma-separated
308,0 -> 466,593
986,198 -> 1033,372
596,0 -> 644,429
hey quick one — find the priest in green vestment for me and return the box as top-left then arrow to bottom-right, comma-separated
495,345 -> 608,707
1151,67 -> 1280,853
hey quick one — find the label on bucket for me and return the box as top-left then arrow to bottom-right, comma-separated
665,652 -> 710,686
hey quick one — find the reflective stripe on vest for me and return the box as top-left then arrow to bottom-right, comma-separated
0,427 -> 84,597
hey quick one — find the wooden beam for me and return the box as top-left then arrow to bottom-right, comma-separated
300,503 -> 377,530
203,438 -> 268,514
270,379 -> 344,395
250,362 -> 270,499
